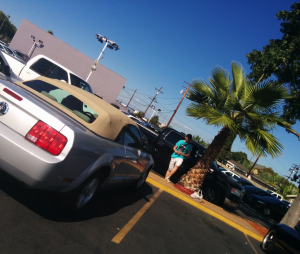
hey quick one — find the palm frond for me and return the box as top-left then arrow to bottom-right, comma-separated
186,104 -> 236,129
231,62 -> 246,99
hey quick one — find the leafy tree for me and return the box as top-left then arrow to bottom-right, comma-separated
134,111 -> 144,119
0,11 -> 16,43
178,62 -> 291,195
192,135 -> 209,148
48,30 -> 53,35
149,115 -> 159,127
246,2 -> 300,140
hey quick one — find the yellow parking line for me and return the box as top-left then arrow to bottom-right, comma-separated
244,233 -> 258,254
146,178 -> 263,242
111,189 -> 163,244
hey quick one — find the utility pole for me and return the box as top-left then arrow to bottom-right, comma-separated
142,87 -> 163,118
165,81 -> 192,128
284,164 -> 299,185
126,89 -> 137,108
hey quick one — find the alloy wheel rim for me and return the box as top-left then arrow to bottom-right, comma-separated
262,231 -> 275,249
76,177 -> 99,209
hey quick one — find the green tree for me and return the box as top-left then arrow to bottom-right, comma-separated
0,11 -> 16,43
149,115 -> 159,127
134,111 -> 144,119
48,30 -> 53,35
192,135 -> 209,148
246,2 -> 300,140
179,62 -> 291,195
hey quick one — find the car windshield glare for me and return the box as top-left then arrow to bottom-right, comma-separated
22,80 -> 98,123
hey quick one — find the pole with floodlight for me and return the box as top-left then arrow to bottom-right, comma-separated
86,34 -> 119,82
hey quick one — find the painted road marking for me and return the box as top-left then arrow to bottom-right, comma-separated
244,233 -> 258,254
111,189 -> 163,244
146,178 -> 263,242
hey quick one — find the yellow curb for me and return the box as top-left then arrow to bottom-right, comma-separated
146,177 -> 263,242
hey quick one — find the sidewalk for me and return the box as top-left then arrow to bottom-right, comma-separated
147,171 -> 267,240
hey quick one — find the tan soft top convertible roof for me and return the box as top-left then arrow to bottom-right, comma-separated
16,76 -> 138,140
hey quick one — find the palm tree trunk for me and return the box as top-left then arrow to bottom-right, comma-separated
246,155 -> 260,177
178,126 -> 231,191
280,192 -> 300,228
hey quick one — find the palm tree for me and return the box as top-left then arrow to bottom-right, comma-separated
179,62 -> 291,191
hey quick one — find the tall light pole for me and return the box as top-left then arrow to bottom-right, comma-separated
0,14 -> 10,30
86,34 -> 119,82
28,35 -> 43,58
165,81 -> 192,128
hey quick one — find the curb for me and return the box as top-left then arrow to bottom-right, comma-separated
146,177 -> 263,242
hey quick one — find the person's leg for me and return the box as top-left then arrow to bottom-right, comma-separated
165,158 -> 175,179
168,165 -> 180,178
168,158 -> 183,179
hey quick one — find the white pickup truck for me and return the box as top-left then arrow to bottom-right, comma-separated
1,52 -> 93,93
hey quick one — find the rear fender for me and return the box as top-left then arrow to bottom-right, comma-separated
60,153 -> 113,192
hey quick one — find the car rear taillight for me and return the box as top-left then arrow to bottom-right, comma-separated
3,88 -> 23,101
26,121 -> 67,155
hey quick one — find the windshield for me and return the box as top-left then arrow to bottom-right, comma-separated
70,74 -> 93,93
22,80 -> 98,123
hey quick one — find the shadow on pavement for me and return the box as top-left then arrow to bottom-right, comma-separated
0,169 -> 154,222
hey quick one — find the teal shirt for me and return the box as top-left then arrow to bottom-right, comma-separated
171,140 -> 193,159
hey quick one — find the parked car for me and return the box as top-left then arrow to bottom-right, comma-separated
13,50 -> 29,63
138,122 -> 162,134
265,189 -> 283,201
282,200 -> 292,207
129,115 -> 145,123
261,223 -> 300,253
245,194 -> 289,221
221,170 -> 240,179
140,127 -> 244,209
110,103 -> 120,109
232,177 -> 254,187
0,44 -> 26,64
243,185 -> 274,200
0,50 -> 22,82
1,54 -> 93,93
0,75 -> 154,212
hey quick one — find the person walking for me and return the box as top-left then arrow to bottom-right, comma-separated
165,134 -> 193,182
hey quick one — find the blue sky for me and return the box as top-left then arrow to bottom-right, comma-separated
2,0 -> 299,177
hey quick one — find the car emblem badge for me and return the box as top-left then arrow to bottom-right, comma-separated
0,102 -> 9,115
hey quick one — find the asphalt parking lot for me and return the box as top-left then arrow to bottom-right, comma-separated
0,169 -> 265,254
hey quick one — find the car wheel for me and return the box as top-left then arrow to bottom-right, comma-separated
130,168 -> 150,192
263,207 -> 271,216
261,229 -> 277,253
58,173 -> 103,213
202,185 -> 223,206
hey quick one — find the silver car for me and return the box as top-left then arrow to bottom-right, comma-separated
0,74 -> 154,212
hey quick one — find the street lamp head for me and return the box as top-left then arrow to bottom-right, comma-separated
31,35 -> 35,41
38,40 -> 43,44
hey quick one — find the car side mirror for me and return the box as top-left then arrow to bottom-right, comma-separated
4,65 -> 11,76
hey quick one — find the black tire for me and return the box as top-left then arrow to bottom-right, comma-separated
260,229 -> 277,253
263,207 -> 271,217
202,185 -> 224,206
130,168 -> 150,192
58,172 -> 103,214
